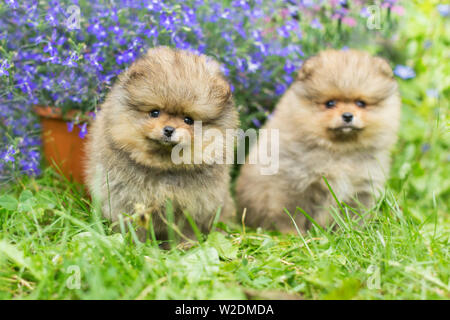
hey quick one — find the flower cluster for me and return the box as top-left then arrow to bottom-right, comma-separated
437,4 -> 449,18
0,0 -> 401,180
393,65 -> 416,80
0,101 -> 41,182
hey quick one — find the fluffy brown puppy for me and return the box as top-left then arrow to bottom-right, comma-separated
236,49 -> 401,233
85,47 -> 238,242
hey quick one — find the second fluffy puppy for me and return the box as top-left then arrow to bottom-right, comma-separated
86,47 -> 238,241
236,49 -> 401,233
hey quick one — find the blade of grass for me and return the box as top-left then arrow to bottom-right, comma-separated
284,208 -> 313,257
182,210 -> 204,243
165,199 -> 175,249
295,206 -> 326,235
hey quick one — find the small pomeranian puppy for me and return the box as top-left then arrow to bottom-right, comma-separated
236,49 -> 401,233
85,47 -> 238,242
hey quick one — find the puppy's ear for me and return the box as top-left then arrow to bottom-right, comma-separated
374,56 -> 394,78
296,56 -> 318,81
204,55 -> 232,104
209,78 -> 232,105
119,68 -> 146,90
128,70 -> 146,81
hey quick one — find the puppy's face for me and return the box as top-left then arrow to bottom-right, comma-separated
291,49 -> 401,150
143,109 -> 193,148
104,47 -> 238,169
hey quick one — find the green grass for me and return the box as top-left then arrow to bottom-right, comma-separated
0,99 -> 448,299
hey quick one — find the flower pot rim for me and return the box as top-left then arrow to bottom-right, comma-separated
33,105 -> 93,122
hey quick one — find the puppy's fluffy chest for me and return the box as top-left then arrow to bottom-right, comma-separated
97,152 -> 226,216
111,162 -> 220,196
282,145 -> 388,199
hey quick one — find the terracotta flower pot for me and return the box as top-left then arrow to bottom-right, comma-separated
34,106 -> 90,185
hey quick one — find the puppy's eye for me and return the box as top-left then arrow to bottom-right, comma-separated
325,100 -> 336,108
355,100 -> 366,108
150,110 -> 160,118
184,116 -> 194,125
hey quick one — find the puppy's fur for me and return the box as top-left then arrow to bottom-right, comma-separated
85,47 -> 238,241
236,49 -> 401,233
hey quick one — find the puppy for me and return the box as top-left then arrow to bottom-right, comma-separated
85,47 -> 238,242
236,49 -> 401,233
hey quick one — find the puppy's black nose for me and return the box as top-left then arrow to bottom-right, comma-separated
342,112 -> 353,123
163,126 -> 175,137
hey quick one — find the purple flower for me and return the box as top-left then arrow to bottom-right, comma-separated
277,21 -> 299,38
56,36 -> 67,46
5,0 -> 18,9
67,121 -> 74,132
235,57 -> 248,73
78,123 -> 88,139
421,143 -> 431,153
2,146 -> 16,163
62,52 -> 80,68
43,43 -> 56,56
311,18 -> 323,30
85,53 -> 103,71
160,12 -> 177,31
382,0 -> 397,9
333,8 -> 349,20
232,0 -> 250,11
144,26 -> 159,39
394,65 -> 416,80
252,118 -> 262,128
0,60 -> 10,76
116,50 -> 135,65
30,35 -> 44,44
20,157 -> 40,175
247,58 -> 261,73
283,74 -> 293,86
360,7 -> 371,18
45,12 -> 58,27
300,0 -> 315,7
87,22 -> 108,40
275,83 -> 287,95
277,27 -> 290,38
109,25 -> 123,37
146,0 -> 163,12
221,8 -> 231,19
183,6 -> 197,25
426,89 -> 439,99
284,60 -> 296,74
437,4 -> 449,17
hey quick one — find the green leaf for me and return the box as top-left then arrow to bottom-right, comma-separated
19,190 -> 33,203
0,241 -> 41,280
180,247 -> 220,282
207,232 -> 237,260
323,278 -> 361,300
0,195 -> 18,211
17,190 -> 36,213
